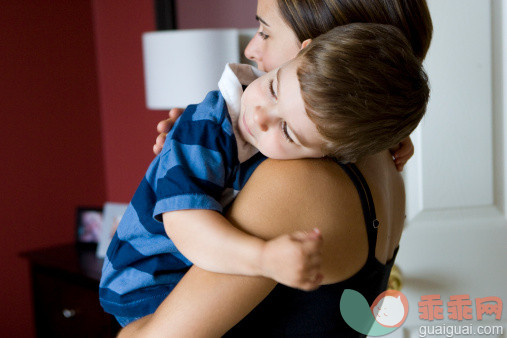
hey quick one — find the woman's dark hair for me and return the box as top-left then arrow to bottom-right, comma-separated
277,0 -> 433,60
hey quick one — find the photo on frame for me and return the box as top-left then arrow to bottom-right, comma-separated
76,207 -> 103,246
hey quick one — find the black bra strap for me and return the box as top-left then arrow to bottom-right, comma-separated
348,164 -> 379,229
334,161 -> 379,260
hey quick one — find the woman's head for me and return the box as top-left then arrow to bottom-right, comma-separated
245,0 -> 433,72
297,23 -> 430,162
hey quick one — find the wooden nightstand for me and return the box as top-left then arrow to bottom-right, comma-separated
21,244 -> 120,337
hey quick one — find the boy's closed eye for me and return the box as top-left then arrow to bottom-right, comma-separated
281,121 -> 294,143
269,78 -> 277,100
268,70 -> 295,144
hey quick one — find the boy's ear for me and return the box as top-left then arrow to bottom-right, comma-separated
301,39 -> 312,50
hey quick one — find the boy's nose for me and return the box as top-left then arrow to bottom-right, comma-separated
253,107 -> 275,132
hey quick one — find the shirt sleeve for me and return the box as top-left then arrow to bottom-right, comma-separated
149,91 -> 238,222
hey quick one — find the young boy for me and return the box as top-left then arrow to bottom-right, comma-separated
100,23 -> 429,326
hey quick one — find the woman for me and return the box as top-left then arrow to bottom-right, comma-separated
121,0 -> 433,336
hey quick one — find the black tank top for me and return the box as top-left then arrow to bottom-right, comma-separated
225,162 -> 398,337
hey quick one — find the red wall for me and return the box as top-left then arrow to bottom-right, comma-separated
1,0 -> 255,336
0,1 -> 105,336
92,0 -> 158,202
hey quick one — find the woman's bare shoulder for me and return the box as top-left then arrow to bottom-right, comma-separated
232,157 -> 362,223
245,158 -> 353,195
227,158 -> 368,282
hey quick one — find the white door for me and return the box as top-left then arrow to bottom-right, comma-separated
384,0 -> 507,337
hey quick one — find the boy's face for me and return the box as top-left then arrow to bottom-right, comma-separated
239,59 -> 325,160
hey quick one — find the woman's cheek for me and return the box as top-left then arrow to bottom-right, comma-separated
261,47 -> 278,73
263,54 -> 278,72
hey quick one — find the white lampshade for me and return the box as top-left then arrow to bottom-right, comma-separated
143,29 -> 242,110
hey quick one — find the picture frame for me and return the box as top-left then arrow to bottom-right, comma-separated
76,206 -> 103,247
96,202 -> 128,258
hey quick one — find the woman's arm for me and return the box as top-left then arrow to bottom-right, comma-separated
120,158 -> 368,337
119,267 -> 276,338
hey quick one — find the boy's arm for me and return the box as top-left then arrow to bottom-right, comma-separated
162,210 -> 323,290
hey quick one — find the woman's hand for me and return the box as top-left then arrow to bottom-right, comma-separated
260,228 -> 323,291
390,136 -> 414,171
153,108 -> 184,155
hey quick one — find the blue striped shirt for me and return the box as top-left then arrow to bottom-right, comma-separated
99,85 -> 265,318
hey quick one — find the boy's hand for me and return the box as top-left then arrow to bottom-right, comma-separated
153,108 -> 184,155
390,136 -> 414,171
260,228 -> 323,291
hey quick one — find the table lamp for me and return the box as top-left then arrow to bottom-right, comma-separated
143,28 -> 255,110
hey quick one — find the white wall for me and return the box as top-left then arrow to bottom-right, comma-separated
397,1 -> 507,335
492,0 -> 507,215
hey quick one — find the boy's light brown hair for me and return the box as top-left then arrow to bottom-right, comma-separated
297,23 -> 430,162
